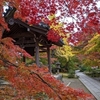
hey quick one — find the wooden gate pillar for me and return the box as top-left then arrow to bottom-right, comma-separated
47,46 -> 51,73
35,40 -> 40,66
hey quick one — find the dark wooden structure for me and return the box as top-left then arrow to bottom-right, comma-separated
3,7 -> 64,72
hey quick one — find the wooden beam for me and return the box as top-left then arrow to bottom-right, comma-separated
14,19 -> 48,35
8,32 -> 34,38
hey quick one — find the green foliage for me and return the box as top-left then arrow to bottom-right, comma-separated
67,56 -> 80,72
51,64 -> 56,74
67,69 -> 75,78
57,56 -> 67,67
86,68 -> 100,77
79,65 -> 92,72
56,55 -> 80,73
34,92 -> 50,100
56,55 -> 80,78
80,66 -> 86,72
40,58 -> 48,65
25,58 -> 34,65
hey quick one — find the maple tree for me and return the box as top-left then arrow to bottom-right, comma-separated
0,38 -> 95,99
55,38 -> 73,60
0,0 -> 100,43
80,33 -> 100,67
0,0 -> 98,100
70,33 -> 94,66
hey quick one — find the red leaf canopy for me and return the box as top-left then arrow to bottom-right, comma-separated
1,0 -> 100,43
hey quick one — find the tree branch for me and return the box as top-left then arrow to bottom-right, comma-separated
0,57 -> 62,100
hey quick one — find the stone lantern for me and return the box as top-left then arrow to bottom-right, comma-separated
56,61 -> 61,74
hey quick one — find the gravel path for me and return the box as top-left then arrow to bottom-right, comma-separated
63,78 -> 91,94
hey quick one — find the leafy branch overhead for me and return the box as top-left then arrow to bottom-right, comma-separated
0,0 -> 100,44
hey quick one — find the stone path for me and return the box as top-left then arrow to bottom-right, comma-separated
76,71 -> 100,100
63,78 -> 91,93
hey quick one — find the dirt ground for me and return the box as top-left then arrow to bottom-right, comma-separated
63,78 -> 91,94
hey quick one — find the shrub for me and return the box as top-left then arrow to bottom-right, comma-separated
67,70 -> 75,78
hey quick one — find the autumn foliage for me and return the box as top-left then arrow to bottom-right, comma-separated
0,35 -> 95,100
0,0 -> 100,43
0,0 -> 98,100
0,64 -> 95,100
